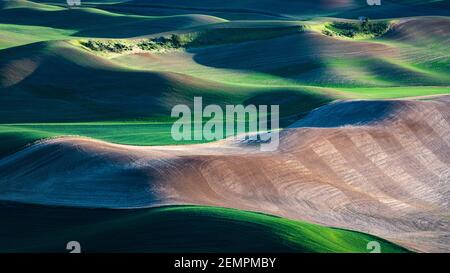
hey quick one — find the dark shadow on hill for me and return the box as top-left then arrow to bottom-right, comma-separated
288,100 -> 401,128
190,31 -> 381,86
0,202 -> 309,253
99,1 -> 288,20
244,90 -> 333,127
0,201 -> 409,253
189,32 -> 326,85
102,0 -> 450,20
0,7 -> 219,38
335,0 -> 450,19
189,26 -> 449,87
99,0 -> 353,20
0,42 -> 241,122
0,41 -> 331,123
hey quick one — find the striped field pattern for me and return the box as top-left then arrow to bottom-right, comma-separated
0,95 -> 449,252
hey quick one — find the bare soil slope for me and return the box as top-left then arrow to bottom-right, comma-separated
1,96 -> 449,252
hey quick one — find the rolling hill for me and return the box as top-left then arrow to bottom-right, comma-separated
86,0 -> 450,19
1,96 -> 449,252
0,0 -> 449,254
0,203 -> 409,253
0,40 -> 335,123
0,0 -> 225,39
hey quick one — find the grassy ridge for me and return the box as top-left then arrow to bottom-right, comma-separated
2,85 -> 445,159
0,1 -> 225,39
0,3 -> 448,169
0,20 -> 449,159
0,24 -> 76,49
0,40 -> 334,158
97,0 -> 450,19
110,19 -> 449,87
0,122 -> 199,158
336,86 -> 450,99
0,203 -> 410,253
80,26 -> 305,53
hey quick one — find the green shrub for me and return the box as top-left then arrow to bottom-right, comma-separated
322,29 -> 333,36
81,40 -> 133,53
136,40 -> 158,50
326,20 -> 390,38
170,34 -> 183,48
81,25 -> 306,54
